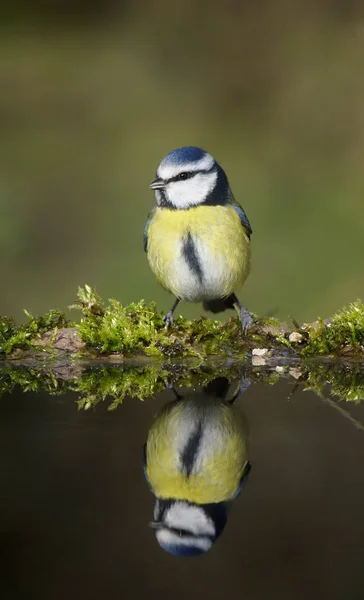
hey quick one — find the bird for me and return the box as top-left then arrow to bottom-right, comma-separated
143,377 -> 251,557
144,146 -> 253,330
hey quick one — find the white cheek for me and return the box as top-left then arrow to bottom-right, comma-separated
156,530 -> 213,553
167,172 -> 217,208
165,502 -> 216,536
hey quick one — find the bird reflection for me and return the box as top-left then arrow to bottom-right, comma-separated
143,377 -> 251,557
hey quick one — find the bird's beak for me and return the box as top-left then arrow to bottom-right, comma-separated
150,178 -> 165,190
149,521 -> 163,530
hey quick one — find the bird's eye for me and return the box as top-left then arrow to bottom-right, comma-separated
178,172 -> 188,181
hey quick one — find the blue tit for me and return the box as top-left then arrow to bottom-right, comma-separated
143,378 -> 251,557
144,146 -> 253,330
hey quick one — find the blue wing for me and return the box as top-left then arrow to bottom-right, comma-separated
143,209 -> 155,252
232,461 -> 251,499
143,442 -> 151,487
232,203 -> 252,239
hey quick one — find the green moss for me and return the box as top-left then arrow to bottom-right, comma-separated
0,286 -> 363,361
274,334 -> 292,348
71,285 -> 254,358
0,316 -> 16,350
302,300 -> 364,356
0,286 -> 363,409
0,309 -> 70,355
73,294 -> 165,357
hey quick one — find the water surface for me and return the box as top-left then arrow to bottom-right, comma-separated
1,378 -> 363,600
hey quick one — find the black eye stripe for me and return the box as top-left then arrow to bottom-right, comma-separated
166,166 -> 215,184
168,172 -> 194,183
165,526 -> 215,540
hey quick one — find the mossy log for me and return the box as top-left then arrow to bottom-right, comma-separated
0,286 -> 363,405
1,285 -> 363,361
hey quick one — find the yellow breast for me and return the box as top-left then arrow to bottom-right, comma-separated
147,205 -> 251,302
145,401 -> 248,504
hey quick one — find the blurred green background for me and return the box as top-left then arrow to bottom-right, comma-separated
1,0 -> 363,323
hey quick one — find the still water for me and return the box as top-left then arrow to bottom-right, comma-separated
1,375 -> 364,600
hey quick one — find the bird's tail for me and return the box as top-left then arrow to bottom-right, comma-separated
203,377 -> 230,400
203,295 -> 235,314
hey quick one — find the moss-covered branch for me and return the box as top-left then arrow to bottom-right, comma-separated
0,285 -> 363,405
1,285 -> 363,361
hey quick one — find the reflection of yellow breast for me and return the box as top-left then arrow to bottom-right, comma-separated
147,205 -> 251,301
146,401 -> 248,505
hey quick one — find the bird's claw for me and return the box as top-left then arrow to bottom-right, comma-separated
239,309 -> 253,334
163,312 -> 174,329
229,376 -> 252,403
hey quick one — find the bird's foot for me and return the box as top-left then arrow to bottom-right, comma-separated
229,376 -> 252,403
163,311 -> 174,329
165,380 -> 183,399
230,294 -> 253,333
238,306 -> 253,333
162,298 -> 180,329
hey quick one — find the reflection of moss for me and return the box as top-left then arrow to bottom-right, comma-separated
0,310 -> 70,355
75,365 -> 169,409
1,356 -> 364,408
0,365 -> 68,397
74,361 -> 257,409
306,361 -> 364,402
0,358 -> 279,408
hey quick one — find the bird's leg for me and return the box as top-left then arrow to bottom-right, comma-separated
165,379 -> 184,400
227,376 -> 252,404
163,298 -> 180,328
231,293 -> 253,332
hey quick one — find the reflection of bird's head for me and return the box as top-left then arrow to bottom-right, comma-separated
144,377 -> 251,556
150,499 -> 228,557
150,146 -> 231,210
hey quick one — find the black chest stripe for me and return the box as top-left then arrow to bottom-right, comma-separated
182,232 -> 203,284
181,422 -> 203,477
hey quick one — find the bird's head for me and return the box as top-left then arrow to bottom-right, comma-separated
150,498 -> 228,557
150,146 -> 230,209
